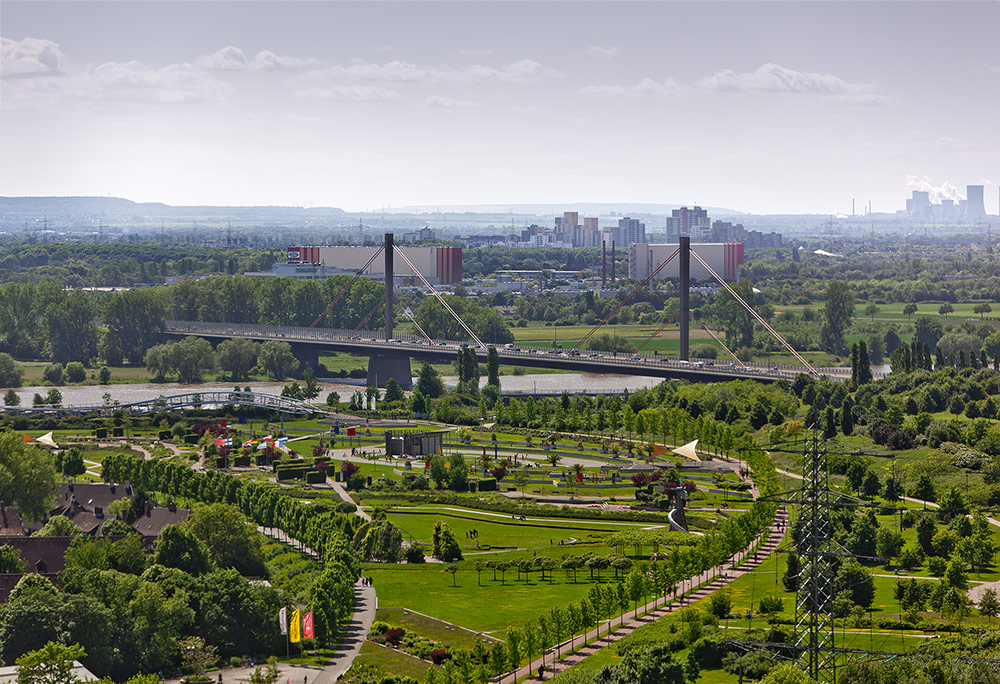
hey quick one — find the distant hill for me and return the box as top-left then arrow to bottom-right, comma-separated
383,202 -> 746,216
0,196 -> 347,230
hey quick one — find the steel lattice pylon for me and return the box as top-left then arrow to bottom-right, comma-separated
792,436 -> 839,682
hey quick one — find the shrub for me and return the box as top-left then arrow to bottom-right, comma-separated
233,456 -> 251,467
43,363 -> 64,384
183,434 -> 199,445
429,649 -> 451,665
384,628 -> 405,646
158,430 -> 171,440
405,545 -> 426,563
306,471 -> 327,484
64,362 -> 86,383
928,556 -> 947,576
758,596 -> 784,615
478,478 -> 497,492
709,590 -> 732,618
370,621 -> 390,636
95,427 -> 108,438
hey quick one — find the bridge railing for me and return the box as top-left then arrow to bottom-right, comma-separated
165,320 -> 425,344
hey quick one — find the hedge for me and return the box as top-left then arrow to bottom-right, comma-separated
478,478 -> 497,492
306,471 -> 327,484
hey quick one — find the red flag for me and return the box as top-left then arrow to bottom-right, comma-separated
347,427 -> 356,436
220,419 -> 227,428
577,471 -> 583,483
302,610 -> 314,639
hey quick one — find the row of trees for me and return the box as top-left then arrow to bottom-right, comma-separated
143,338 -> 304,383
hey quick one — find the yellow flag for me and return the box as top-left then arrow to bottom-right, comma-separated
290,609 -> 301,643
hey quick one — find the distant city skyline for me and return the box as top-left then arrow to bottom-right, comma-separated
1,1 -> 998,215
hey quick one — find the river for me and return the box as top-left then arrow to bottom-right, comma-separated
6,373 -> 663,409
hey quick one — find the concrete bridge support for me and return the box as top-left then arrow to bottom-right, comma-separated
290,345 -> 320,378
367,353 -> 412,389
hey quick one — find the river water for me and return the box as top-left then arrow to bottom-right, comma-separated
7,373 -> 663,409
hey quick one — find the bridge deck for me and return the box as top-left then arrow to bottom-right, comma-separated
164,321 -> 850,383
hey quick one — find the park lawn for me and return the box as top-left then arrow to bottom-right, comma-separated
362,562 -> 615,634
350,641 -> 432,681
375,608 -> 499,649
386,511 -> 617,551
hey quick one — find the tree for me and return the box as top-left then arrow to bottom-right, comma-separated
0,352 -> 24,387
384,378 -> 405,403
980,588 -> 1000,620
34,515 -> 81,537
144,344 -> 171,381
0,545 -> 27,573
0,432 -> 58,521
487,346 -> 500,387
101,289 -> 166,365
15,641 -> 86,684
416,362 -> 444,398
841,396 -> 854,436
821,280 -> 854,353
42,363 -> 64,384
153,524 -> 214,575
179,636 -> 217,675
64,362 -> 86,383
184,503 -> 266,576
4,388 -> 20,406
975,303 -> 993,319
760,662 -> 813,684
937,485 -> 968,520
912,474 -> 936,502
715,279 -> 756,350
257,340 -> 299,380
939,302 -> 954,317
865,303 -> 880,321
903,303 -> 918,320
98,366 -> 111,384
913,317 -> 944,352
60,448 -> 86,478
835,558 -> 875,608
876,528 -> 904,565
823,406 -> 837,439
216,338 -> 260,380
170,337 -> 216,383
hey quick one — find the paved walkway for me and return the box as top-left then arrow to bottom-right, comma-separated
497,506 -> 788,683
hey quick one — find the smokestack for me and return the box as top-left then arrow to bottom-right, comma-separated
611,241 -> 616,283
601,242 -> 607,287
852,198 -> 855,216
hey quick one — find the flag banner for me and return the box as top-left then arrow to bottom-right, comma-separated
302,611 -> 314,639
290,609 -> 301,643
552,480 -> 559,487
279,607 -> 287,635
220,419 -> 227,428
404,306 -> 413,318
276,437 -> 289,447
334,424 -> 340,434
214,438 -> 226,446
257,441 -> 269,451
577,471 -> 583,483
347,427 -> 356,436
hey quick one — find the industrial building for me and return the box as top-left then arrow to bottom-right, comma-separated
629,242 -> 744,281
278,245 -> 462,284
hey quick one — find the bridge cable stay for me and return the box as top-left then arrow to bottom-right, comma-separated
571,248 -> 681,352
306,245 -> 385,330
689,249 -> 818,375
392,246 -> 487,349
689,311 -> 747,368
393,296 -> 435,344
351,296 -> 388,335
635,309 -> 680,352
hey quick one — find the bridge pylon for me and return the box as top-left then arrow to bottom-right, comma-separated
367,232 -> 413,389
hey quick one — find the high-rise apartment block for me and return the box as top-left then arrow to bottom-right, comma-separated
666,206 -> 710,240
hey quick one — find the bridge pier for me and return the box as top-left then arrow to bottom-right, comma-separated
367,353 -> 412,389
290,345 -> 320,378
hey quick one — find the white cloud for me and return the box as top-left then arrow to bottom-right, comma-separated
197,46 -> 318,71
581,77 -> 678,98
423,95 -> 476,109
297,84 -> 401,102
300,58 -> 558,87
698,63 -> 881,95
1,37 -> 67,77
93,61 -> 233,103
825,93 -> 900,106
586,45 -> 619,59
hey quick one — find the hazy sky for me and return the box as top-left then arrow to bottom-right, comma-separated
2,1 -> 998,214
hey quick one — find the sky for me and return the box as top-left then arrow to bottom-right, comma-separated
2,1 -> 998,215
